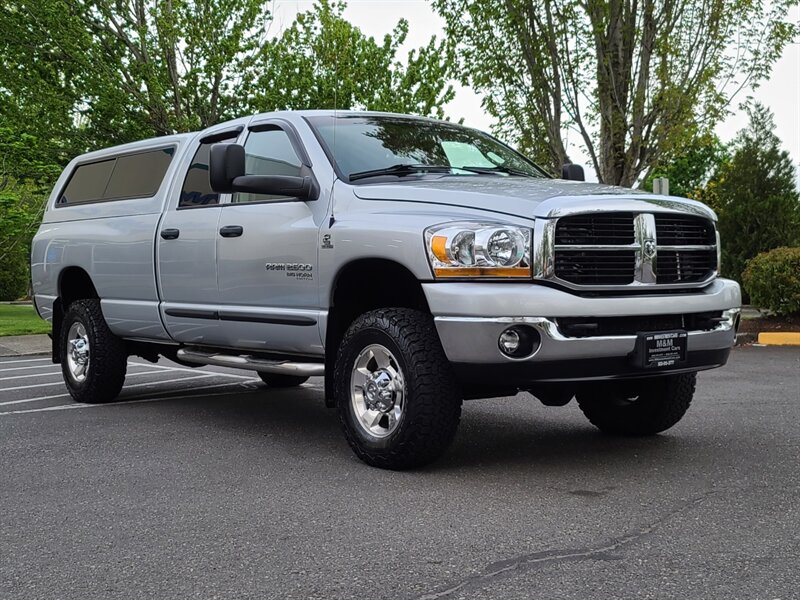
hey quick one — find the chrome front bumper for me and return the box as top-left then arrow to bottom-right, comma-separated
434,311 -> 738,364
423,278 -> 741,382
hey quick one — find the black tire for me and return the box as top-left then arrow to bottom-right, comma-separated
576,373 -> 697,436
60,299 -> 127,403
334,308 -> 462,470
257,372 -> 309,388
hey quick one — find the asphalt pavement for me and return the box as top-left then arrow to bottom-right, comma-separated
1,346 -> 799,599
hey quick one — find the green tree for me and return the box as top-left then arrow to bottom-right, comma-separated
1,0 -> 453,293
714,103 -> 800,282
0,128 -> 57,299
642,133 -> 729,200
0,0 -> 271,150
0,176 -> 47,300
432,0 -> 799,185
251,1 -> 453,117
2,0 -> 451,156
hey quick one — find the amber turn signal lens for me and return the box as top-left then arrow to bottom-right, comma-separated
430,235 -> 450,263
432,267 -> 531,278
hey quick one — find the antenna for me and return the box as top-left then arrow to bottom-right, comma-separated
328,36 -> 339,228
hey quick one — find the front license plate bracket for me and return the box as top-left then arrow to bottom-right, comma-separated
630,330 -> 688,369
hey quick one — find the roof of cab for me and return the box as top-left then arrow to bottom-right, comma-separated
73,110 -> 448,163
201,109 -> 446,133
247,109 -> 446,123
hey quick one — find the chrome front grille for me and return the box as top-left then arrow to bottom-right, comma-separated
538,211 -> 718,290
653,214 -> 716,245
554,250 -> 636,285
554,213 -> 634,245
657,250 -> 717,283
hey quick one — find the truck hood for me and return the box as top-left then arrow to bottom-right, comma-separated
351,177 -> 716,220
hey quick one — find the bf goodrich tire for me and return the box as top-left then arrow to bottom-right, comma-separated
258,372 -> 309,388
334,308 -> 462,470
60,299 -> 127,403
576,373 -> 697,436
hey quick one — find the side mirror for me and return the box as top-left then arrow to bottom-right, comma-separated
229,174 -> 315,199
561,163 -> 585,182
209,143 -> 316,200
209,144 -> 245,193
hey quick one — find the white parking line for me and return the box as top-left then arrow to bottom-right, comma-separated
0,371 -> 65,382
0,363 -> 61,375
0,367 -> 177,394
0,366 -> 171,385
121,373 -> 219,390
0,361 -> 156,374
0,373 -> 225,407
0,382 -> 256,416
0,391 -> 71,406
127,361 -> 260,380
0,364 -> 64,373
0,357 -> 51,365
0,380 -> 74,393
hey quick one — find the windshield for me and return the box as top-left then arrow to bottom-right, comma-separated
305,115 -> 549,182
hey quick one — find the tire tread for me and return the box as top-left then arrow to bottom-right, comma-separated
576,373 -> 696,436
60,299 -> 127,404
334,308 -> 462,470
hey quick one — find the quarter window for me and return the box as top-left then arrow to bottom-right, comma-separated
233,128 -> 304,204
58,148 -> 174,206
57,159 -> 115,205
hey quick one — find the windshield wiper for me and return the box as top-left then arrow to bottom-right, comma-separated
458,165 -> 537,177
348,163 -> 453,182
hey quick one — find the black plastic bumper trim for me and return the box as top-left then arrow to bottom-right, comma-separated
451,348 -> 731,385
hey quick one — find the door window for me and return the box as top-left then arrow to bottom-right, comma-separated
179,136 -> 241,208
179,144 -> 221,208
233,128 -> 304,204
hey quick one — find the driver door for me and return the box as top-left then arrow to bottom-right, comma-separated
214,121 -> 326,355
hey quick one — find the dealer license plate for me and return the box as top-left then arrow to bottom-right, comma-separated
631,330 -> 688,369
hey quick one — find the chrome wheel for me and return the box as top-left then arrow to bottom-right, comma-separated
350,344 -> 405,438
66,321 -> 90,383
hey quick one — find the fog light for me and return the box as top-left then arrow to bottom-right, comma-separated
499,329 -> 521,354
498,326 -> 540,358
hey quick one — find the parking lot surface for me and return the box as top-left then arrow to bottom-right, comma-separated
1,346 -> 799,599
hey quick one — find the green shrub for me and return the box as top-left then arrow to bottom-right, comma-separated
0,248 -> 29,301
742,247 -> 800,316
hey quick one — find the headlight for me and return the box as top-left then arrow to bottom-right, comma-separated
424,222 -> 532,278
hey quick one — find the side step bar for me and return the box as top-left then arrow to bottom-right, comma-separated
176,348 -> 324,377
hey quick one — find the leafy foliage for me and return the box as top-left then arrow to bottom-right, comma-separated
432,0 -> 799,186
251,1 -> 453,117
0,178 -> 47,300
1,0 -> 272,148
713,104 -> 800,282
1,0 -> 451,153
0,0 -> 451,296
742,247 -> 800,316
642,134 -> 729,200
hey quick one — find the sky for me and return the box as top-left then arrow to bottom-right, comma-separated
270,1 -> 800,182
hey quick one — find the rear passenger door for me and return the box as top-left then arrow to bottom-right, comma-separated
156,128 -> 241,343
214,120 -> 325,355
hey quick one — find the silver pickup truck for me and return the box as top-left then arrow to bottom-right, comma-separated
31,110 -> 741,469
